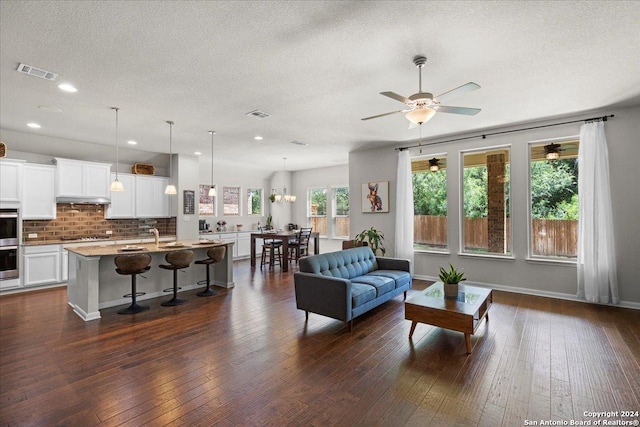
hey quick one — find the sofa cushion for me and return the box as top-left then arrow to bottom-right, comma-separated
299,247 -> 378,279
366,270 -> 412,289
352,275 -> 395,297
351,283 -> 377,307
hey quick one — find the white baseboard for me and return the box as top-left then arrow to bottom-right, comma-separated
412,274 -> 640,310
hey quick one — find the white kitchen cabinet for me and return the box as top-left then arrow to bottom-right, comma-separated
55,158 -> 111,199
23,245 -> 61,287
22,164 -> 56,219
237,232 -> 251,258
135,175 -> 170,218
0,159 -> 24,203
106,173 -> 136,218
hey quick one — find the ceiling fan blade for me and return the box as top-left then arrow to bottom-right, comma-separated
436,105 -> 481,115
380,91 -> 411,104
434,82 -> 480,103
361,110 -> 404,121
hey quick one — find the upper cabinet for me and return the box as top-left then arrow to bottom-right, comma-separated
54,158 -> 111,199
135,175 -> 170,218
105,173 -> 136,218
0,159 -> 24,203
22,164 -> 56,219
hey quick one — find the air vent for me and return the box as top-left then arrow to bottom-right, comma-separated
245,110 -> 271,119
17,63 -> 58,81
290,140 -> 308,146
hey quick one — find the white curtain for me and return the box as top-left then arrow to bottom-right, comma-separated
395,150 -> 414,271
577,121 -> 618,304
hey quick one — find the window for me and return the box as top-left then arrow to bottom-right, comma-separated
461,147 -> 511,255
412,155 -> 447,251
198,184 -> 216,216
529,139 -> 579,259
222,186 -> 240,216
332,186 -> 349,238
308,187 -> 327,236
247,188 -> 262,216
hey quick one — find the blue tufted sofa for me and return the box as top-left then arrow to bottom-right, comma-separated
293,246 -> 412,330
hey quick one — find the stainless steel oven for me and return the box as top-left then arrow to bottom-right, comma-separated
0,209 -> 19,280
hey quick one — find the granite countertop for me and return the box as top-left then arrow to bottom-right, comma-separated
65,239 -> 234,257
199,229 -> 259,234
23,236 -> 176,247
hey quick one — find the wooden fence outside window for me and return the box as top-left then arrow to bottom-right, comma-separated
414,215 -> 577,257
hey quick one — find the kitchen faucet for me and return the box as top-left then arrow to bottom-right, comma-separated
149,228 -> 159,246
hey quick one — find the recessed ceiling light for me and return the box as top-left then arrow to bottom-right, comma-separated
194,151 -> 202,155
254,135 -> 263,140
127,140 -> 137,145
58,83 -> 78,93
27,122 -> 41,128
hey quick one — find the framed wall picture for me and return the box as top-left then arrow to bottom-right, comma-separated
361,181 -> 389,213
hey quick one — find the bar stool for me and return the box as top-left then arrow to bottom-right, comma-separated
195,246 -> 226,297
159,250 -> 194,306
114,254 -> 152,314
261,240 -> 282,270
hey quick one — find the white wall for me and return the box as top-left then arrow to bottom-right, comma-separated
350,105 -> 640,304
175,154 -> 200,240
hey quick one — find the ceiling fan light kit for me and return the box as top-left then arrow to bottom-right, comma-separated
429,157 -> 440,172
362,55 -> 481,126
544,143 -> 561,160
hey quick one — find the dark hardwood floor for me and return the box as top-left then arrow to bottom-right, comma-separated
1,259 -> 639,426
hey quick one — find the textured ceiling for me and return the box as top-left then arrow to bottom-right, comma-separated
1,1 -> 639,172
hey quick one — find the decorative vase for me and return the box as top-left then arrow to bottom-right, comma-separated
444,283 -> 459,299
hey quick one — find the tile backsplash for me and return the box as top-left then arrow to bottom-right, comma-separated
23,204 -> 176,242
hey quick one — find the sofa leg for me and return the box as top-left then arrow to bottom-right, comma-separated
404,291 -> 407,300
348,319 -> 353,332
305,311 -> 309,321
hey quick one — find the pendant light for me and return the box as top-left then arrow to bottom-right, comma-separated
208,131 -> 216,197
109,107 -> 124,191
164,120 -> 177,195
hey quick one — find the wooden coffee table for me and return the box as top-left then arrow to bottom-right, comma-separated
405,282 -> 492,353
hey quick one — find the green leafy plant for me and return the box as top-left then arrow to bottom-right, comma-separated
269,194 -> 276,202
266,214 -> 273,228
438,263 -> 466,284
354,227 -> 386,255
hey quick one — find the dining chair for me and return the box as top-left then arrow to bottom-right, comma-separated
288,227 -> 312,263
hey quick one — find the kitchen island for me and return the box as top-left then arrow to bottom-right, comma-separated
65,240 -> 235,321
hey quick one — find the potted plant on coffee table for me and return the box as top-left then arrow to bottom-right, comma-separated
439,263 -> 466,298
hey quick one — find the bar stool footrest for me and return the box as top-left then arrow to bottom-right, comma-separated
123,291 -> 146,298
163,287 -> 182,293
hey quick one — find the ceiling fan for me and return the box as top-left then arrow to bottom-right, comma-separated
361,55 -> 481,128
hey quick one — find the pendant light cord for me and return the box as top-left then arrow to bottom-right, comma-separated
167,120 -> 174,184
210,130 -> 215,192
112,107 -> 120,179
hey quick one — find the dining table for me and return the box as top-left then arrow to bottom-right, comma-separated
250,230 -> 320,272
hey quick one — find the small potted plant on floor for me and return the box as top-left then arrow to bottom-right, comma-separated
439,263 -> 466,298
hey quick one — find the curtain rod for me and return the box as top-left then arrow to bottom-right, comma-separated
396,114 -> 614,151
